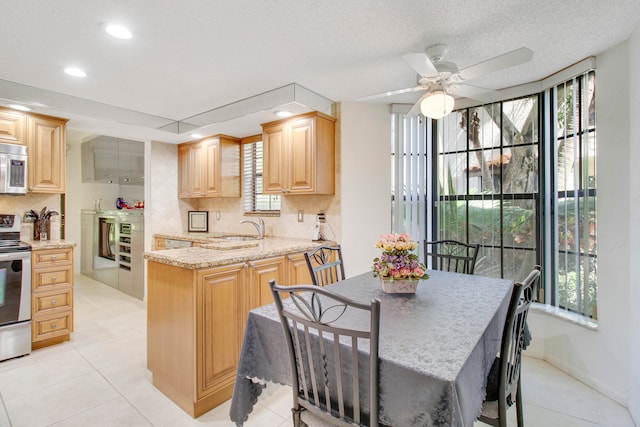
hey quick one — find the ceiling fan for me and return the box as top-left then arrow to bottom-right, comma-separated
360,44 -> 533,119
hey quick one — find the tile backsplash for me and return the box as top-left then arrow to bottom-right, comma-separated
0,193 -> 61,221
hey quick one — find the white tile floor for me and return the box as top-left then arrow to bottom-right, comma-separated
0,274 -> 635,427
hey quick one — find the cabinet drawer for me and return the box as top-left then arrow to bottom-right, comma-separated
33,266 -> 72,292
33,288 -> 73,316
32,312 -> 73,342
32,248 -> 73,268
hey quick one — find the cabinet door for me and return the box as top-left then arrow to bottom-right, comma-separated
286,252 -> 314,285
0,109 -> 26,145
262,123 -> 287,194
203,138 -> 220,197
178,144 -> 192,198
288,117 -> 316,193
248,256 -> 286,309
197,264 -> 246,399
190,142 -> 206,197
27,115 -> 66,193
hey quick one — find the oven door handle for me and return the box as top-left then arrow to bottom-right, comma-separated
0,252 -> 26,260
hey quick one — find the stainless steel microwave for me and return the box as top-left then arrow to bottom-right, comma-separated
0,143 -> 27,195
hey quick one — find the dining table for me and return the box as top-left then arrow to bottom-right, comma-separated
229,270 -> 513,427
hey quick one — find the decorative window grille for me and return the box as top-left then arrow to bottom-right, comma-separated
243,141 -> 280,212
435,96 -> 540,281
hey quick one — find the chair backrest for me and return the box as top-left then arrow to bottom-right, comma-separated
270,280 -> 381,427
304,245 -> 346,286
498,265 -> 541,405
424,240 -> 480,274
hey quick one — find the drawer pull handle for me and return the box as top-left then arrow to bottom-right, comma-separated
51,277 -> 57,281
51,256 -> 57,261
51,323 -> 57,329
51,299 -> 57,305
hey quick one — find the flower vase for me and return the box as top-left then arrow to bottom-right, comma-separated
380,278 -> 418,294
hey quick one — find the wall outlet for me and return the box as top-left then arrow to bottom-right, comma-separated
298,210 -> 304,222
216,210 -> 221,220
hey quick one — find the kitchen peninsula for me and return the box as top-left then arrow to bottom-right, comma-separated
143,235 -> 333,417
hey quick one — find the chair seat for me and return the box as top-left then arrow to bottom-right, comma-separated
301,410 -> 340,427
480,399 -> 500,420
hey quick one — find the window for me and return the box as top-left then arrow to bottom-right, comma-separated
391,70 -> 597,320
243,140 -> 280,213
549,71 -> 597,318
434,96 -> 540,281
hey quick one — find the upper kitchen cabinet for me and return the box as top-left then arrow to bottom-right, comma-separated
0,108 -> 26,145
178,135 -> 241,198
82,136 -> 144,185
27,113 -> 68,193
262,111 -> 336,195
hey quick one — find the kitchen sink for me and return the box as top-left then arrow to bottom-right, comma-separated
208,235 -> 259,241
222,235 -> 258,241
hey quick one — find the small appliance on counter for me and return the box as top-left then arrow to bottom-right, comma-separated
312,211 -> 334,242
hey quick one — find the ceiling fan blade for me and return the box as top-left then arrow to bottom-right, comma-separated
402,53 -> 439,78
458,47 -> 533,81
451,84 -> 502,103
356,85 -> 425,102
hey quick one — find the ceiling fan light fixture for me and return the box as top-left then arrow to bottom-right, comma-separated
420,91 -> 454,119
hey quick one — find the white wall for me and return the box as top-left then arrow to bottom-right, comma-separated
526,40 -> 632,407
338,102 -> 392,276
628,24 -> 640,426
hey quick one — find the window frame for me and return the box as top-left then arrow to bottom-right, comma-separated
242,135 -> 281,215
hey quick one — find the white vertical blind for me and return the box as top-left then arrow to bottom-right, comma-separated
391,112 -> 428,251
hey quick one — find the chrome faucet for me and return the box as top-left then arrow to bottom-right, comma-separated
241,217 -> 265,239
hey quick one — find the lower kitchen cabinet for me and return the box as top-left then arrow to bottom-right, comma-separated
31,247 -> 74,349
146,251 -> 315,417
147,261 -> 247,417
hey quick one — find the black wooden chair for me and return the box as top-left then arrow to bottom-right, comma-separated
424,240 -> 480,274
478,265 -> 542,427
304,245 -> 346,287
269,280 -> 381,427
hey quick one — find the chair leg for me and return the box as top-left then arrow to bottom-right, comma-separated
516,374 -> 524,426
292,406 -> 302,427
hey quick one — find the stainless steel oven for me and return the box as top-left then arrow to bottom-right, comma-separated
0,214 -> 32,361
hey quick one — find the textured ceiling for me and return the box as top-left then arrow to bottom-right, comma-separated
0,0 -> 639,143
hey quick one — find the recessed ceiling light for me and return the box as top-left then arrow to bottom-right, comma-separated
275,110 -> 293,118
190,133 -> 203,138
8,104 -> 31,111
64,67 -> 87,77
105,23 -> 132,40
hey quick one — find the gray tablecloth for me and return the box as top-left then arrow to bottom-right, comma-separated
229,270 -> 513,427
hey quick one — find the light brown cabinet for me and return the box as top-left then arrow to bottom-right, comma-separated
262,111 -> 336,195
147,261 -> 248,417
0,108 -> 67,193
31,247 -> 74,349
27,114 -> 68,193
0,109 -> 26,145
178,135 -> 241,198
147,250 -> 315,417
247,256 -> 286,309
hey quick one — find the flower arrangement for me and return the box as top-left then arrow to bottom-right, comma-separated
372,233 -> 429,281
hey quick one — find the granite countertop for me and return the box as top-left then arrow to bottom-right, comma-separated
144,235 -> 336,270
24,240 -> 77,250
